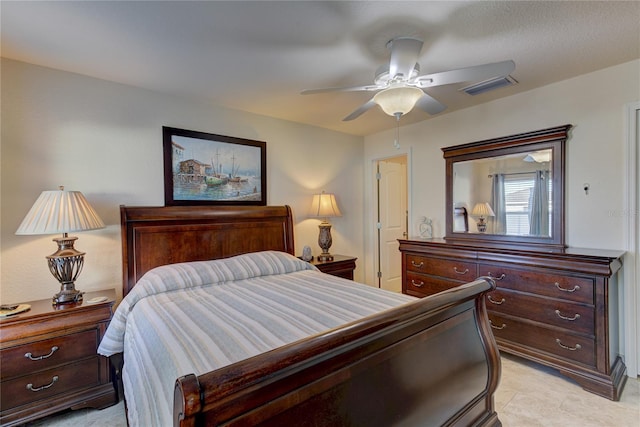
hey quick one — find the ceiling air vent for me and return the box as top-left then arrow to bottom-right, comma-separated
461,75 -> 518,96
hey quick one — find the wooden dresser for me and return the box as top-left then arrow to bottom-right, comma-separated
399,238 -> 626,400
0,290 -> 117,425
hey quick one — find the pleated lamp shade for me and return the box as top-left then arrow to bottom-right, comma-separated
16,187 -> 105,235
309,192 -> 342,219
471,202 -> 495,218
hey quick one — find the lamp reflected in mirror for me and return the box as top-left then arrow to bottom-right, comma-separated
471,202 -> 495,233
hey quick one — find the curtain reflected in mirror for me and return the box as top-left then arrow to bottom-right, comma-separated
491,174 -> 506,234
529,170 -> 550,236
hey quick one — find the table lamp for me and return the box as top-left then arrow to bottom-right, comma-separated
16,186 -> 105,304
309,191 -> 342,262
471,202 -> 495,233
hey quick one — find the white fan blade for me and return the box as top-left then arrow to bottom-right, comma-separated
343,99 -> 377,121
416,93 -> 447,115
301,84 -> 381,95
388,37 -> 423,81
415,60 -> 515,88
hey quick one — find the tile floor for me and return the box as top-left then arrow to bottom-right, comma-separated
496,355 -> 639,426
23,354 -> 640,426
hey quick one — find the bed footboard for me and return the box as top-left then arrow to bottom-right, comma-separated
174,278 -> 500,427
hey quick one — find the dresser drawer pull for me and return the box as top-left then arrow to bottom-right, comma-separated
556,339 -> 581,351
487,295 -> 505,305
555,282 -> 580,293
24,346 -> 59,361
555,310 -> 581,321
453,267 -> 469,275
411,279 -> 424,288
489,320 -> 506,330
26,376 -> 59,392
487,272 -> 506,281
410,260 -> 424,269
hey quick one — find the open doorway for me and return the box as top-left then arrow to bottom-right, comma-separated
374,155 -> 408,292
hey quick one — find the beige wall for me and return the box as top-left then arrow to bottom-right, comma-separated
0,59 -> 364,303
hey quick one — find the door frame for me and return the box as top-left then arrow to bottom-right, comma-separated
371,151 -> 412,289
623,100 -> 639,376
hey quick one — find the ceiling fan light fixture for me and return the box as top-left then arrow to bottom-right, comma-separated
373,86 -> 423,116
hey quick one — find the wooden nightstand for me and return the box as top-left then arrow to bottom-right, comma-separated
309,255 -> 357,280
0,289 -> 118,426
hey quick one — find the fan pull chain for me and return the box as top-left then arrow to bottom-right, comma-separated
393,113 -> 401,149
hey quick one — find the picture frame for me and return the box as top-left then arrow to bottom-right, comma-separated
163,126 -> 267,206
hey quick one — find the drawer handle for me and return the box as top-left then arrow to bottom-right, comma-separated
24,346 -> 59,361
556,339 -> 582,351
26,376 -> 59,392
411,260 -> 424,269
487,272 -> 506,281
453,267 -> 469,275
555,310 -> 581,321
487,295 -> 505,305
411,279 -> 424,288
489,320 -> 506,330
555,282 -> 580,293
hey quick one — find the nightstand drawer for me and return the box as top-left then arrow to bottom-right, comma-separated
0,356 -> 100,410
0,329 -> 98,380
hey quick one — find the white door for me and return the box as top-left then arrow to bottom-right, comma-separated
376,157 -> 408,292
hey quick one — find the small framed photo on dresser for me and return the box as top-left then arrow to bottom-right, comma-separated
163,126 -> 266,206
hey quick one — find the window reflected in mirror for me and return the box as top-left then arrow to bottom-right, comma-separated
453,149 -> 553,237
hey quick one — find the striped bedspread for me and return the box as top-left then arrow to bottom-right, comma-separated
98,251 -> 415,426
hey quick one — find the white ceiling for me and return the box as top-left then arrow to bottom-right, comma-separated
2,1 -> 639,136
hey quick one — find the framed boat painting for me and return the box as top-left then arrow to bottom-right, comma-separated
163,126 -> 267,206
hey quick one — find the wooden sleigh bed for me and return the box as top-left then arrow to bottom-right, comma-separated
108,205 -> 501,426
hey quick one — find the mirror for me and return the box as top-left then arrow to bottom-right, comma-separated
443,125 -> 571,249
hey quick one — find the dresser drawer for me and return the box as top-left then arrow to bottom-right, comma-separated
406,254 -> 477,281
478,263 -> 594,304
404,272 -> 461,297
488,312 -> 596,367
485,289 -> 594,335
0,356 -> 100,410
0,329 -> 98,380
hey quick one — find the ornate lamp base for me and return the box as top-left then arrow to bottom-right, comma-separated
52,285 -> 84,305
47,236 -> 85,305
317,253 -> 334,262
317,221 -> 334,262
476,217 -> 487,233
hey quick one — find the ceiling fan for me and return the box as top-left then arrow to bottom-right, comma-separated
301,37 -> 515,121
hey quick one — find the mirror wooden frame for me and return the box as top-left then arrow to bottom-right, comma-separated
442,125 -> 572,249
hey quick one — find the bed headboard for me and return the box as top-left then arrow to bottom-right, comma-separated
120,205 -> 295,296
